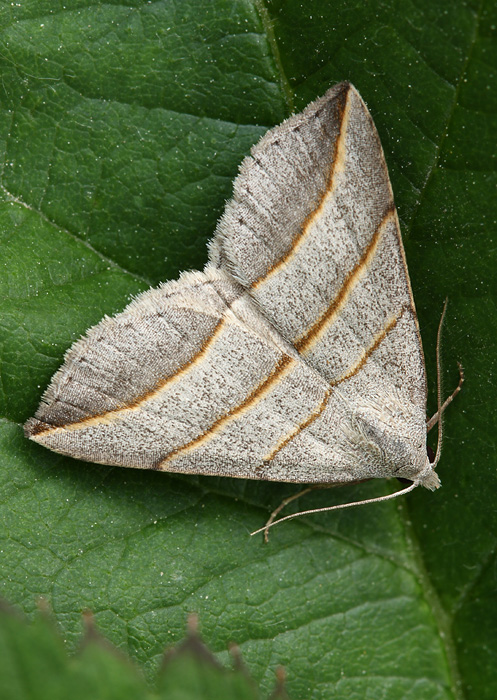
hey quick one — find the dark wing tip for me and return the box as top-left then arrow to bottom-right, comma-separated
24,417 -> 52,440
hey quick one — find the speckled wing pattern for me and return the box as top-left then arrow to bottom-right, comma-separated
25,83 -> 438,490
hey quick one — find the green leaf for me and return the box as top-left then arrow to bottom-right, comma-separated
1,1 -> 495,699
0,605 -> 268,699
157,618 -> 261,700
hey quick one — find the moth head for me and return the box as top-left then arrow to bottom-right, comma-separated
349,394 -> 430,484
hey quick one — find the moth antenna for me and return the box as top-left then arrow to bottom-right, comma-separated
250,481 -> 418,539
426,360 -> 464,432
261,487 -> 316,543
428,300 -> 464,465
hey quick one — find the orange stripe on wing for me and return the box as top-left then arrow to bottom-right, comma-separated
259,387 -> 332,465
30,316 -> 228,437
330,306 -> 408,386
158,354 -> 297,467
295,206 -> 395,355
251,86 -> 352,290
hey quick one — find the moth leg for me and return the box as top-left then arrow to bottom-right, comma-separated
426,361 -> 464,432
262,487 -> 316,543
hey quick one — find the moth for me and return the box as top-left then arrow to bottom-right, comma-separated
25,83 -> 462,537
